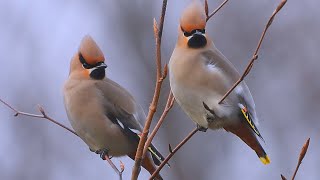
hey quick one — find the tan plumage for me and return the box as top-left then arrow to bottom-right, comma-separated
63,35 -> 164,179
169,0 -> 270,165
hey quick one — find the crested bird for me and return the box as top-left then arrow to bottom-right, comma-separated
63,35 -> 165,179
169,0 -> 270,165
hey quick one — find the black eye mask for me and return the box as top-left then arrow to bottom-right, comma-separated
181,27 -> 206,37
79,53 -> 96,69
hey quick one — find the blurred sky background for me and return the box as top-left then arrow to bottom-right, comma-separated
0,0 -> 319,179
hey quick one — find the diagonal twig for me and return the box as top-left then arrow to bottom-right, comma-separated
105,155 -> 124,180
131,0 -> 168,179
0,98 -> 124,179
205,0 -> 230,22
0,98 -> 77,136
142,91 -> 174,158
149,127 -> 200,180
291,138 -> 310,180
218,0 -> 287,104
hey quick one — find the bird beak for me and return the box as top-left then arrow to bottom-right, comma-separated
97,62 -> 107,69
89,62 -> 107,74
193,30 -> 203,35
193,30 -> 204,36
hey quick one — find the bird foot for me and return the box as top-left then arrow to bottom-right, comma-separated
95,148 -> 111,160
197,124 -> 208,132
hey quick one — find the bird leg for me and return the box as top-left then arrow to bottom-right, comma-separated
95,148 -> 112,160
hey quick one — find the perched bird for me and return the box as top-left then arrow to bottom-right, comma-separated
63,35 -> 165,179
169,0 -> 270,165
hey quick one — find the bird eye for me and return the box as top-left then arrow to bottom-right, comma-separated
79,53 -> 95,69
184,31 -> 192,37
200,29 -> 205,34
82,63 -> 91,69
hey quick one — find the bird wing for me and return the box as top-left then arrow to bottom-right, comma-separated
205,46 -> 264,141
94,79 -> 144,132
95,79 -> 166,165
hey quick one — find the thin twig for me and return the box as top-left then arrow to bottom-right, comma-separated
142,91 -> 174,158
105,155 -> 124,180
0,98 -> 77,136
149,127 -> 200,180
206,0 -> 230,21
131,0 -> 168,179
291,138 -> 310,180
218,0 -> 287,104
0,98 -> 124,179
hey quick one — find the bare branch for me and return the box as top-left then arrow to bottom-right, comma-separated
131,0 -> 168,179
149,127 -> 199,180
206,0 -> 229,22
218,0 -> 287,104
105,155 -> 124,180
142,91 -> 175,158
1,97 -> 125,178
204,0 -> 209,17
0,98 -> 77,136
292,138 -> 310,180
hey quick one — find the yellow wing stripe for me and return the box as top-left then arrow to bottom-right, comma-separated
148,146 -> 162,161
241,108 -> 260,136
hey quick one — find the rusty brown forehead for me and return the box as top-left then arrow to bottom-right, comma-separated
180,15 -> 206,33
78,35 -> 105,65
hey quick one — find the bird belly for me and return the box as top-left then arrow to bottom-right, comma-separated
171,83 -> 209,128
171,81 -> 238,130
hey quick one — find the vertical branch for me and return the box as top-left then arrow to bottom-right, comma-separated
149,127 -> 200,180
218,0 -> 287,104
142,91 -> 174,157
131,1 -> 168,179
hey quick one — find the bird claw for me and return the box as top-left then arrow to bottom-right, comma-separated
197,124 -> 208,132
95,148 -> 111,160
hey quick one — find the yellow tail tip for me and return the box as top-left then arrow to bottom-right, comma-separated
259,155 -> 271,165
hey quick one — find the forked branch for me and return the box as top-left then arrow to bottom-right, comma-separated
105,155 -> 125,180
142,91 -> 175,158
205,0 -> 230,21
0,98 -> 77,136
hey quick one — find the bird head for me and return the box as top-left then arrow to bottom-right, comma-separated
178,0 -> 207,49
69,35 -> 107,80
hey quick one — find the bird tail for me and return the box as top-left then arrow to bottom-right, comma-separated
224,122 -> 270,165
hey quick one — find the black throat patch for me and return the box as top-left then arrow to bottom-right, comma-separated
188,34 -> 207,48
90,68 -> 105,80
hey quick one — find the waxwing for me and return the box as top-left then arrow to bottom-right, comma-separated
169,0 -> 270,165
63,35 -> 165,179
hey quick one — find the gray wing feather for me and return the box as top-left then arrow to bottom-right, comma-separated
95,79 -> 145,132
